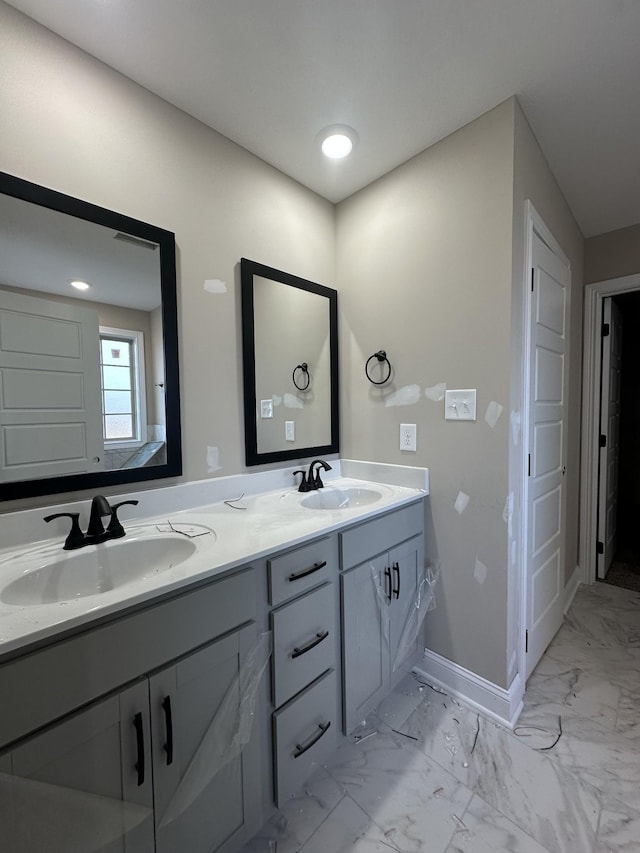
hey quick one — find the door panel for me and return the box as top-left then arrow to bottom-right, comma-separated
152,623 -> 258,853
4,681 -> 154,853
526,232 -> 570,679
341,555 -> 389,733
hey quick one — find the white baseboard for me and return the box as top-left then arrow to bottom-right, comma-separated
415,649 -> 523,729
564,564 -> 582,614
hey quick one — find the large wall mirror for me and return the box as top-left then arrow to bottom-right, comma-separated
0,171 -> 181,502
241,258 -> 338,466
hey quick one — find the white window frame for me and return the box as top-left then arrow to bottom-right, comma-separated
99,326 -> 147,449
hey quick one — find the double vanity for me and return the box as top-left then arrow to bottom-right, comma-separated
0,462 -> 429,853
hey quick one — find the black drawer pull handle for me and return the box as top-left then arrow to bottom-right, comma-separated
384,566 -> 392,601
133,712 -> 145,787
288,560 -> 327,582
162,696 -> 174,766
393,562 -> 400,600
291,630 -> 329,659
293,721 -> 331,759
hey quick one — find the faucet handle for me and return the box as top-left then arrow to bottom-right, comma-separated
293,470 -> 312,493
106,500 -> 139,539
43,512 -> 85,551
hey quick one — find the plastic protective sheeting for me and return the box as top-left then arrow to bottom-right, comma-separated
159,630 -> 271,828
0,772 -> 153,853
392,562 -> 439,671
370,560 -> 440,673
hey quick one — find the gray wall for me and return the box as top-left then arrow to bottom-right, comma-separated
584,223 -> 640,284
0,1 -> 335,511
1,4 -> 587,692
336,101 -> 515,688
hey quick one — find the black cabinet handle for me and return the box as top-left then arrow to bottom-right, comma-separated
133,712 -> 145,787
162,696 -> 174,766
384,566 -> 392,601
288,560 -> 327,582
293,721 -> 331,758
291,630 -> 329,659
393,562 -> 400,600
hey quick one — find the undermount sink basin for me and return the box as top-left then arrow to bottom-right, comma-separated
1,534 -> 198,606
301,487 -> 382,511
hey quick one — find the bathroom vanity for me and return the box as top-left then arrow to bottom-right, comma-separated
0,467 -> 428,853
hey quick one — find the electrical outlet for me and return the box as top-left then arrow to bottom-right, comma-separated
260,399 -> 273,419
285,420 -> 295,442
400,423 -> 417,451
444,389 -> 477,421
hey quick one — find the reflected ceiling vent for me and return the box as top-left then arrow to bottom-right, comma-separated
113,232 -> 158,250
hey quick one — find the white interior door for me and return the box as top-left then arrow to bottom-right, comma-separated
0,288 -> 104,481
597,298 -> 622,578
525,231 -> 571,680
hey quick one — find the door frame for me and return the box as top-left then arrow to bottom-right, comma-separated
518,201 -> 571,688
579,273 -> 640,585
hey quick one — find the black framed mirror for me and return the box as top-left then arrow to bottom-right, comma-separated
0,171 -> 181,501
241,258 -> 339,466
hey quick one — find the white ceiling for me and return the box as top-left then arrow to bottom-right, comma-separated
6,0 -> 640,238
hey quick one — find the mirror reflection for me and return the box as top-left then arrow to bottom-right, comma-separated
0,172 -> 181,500
241,259 -> 338,466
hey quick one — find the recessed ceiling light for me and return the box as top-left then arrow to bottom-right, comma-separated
69,280 -> 91,291
319,125 -> 358,160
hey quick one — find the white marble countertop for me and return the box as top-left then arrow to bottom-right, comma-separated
0,462 -> 428,659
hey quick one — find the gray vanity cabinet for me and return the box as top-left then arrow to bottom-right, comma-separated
0,567 -> 264,853
152,622 -> 262,853
340,501 -> 425,734
4,680 -> 155,853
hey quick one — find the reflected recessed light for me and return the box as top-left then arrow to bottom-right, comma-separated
69,280 -> 91,291
319,125 -> 358,160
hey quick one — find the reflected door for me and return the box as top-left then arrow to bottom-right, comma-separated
0,288 -> 104,481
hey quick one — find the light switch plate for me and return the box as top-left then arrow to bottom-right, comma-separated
285,420 -> 295,441
445,389 -> 477,421
260,399 -> 273,419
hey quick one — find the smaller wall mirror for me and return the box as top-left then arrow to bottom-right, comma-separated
241,259 -> 339,466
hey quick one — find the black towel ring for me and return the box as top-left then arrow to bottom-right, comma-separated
293,362 -> 310,391
365,350 -> 392,385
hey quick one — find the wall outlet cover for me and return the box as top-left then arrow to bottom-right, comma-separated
260,399 -> 273,419
445,389 -> 477,421
400,423 -> 417,451
285,420 -> 295,441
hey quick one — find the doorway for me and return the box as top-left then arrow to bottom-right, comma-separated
579,273 -> 640,585
598,291 -> 640,591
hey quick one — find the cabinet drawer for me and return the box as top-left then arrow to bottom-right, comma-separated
273,669 -> 337,806
268,536 -> 335,606
340,501 -> 423,570
272,583 -> 336,708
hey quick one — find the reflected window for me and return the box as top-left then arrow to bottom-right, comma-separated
99,327 -> 146,445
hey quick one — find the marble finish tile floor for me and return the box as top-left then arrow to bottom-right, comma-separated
243,583 -> 640,852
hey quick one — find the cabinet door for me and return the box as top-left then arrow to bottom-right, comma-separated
3,680 -> 154,853
389,535 -> 424,674
151,622 -> 263,853
341,554 -> 390,734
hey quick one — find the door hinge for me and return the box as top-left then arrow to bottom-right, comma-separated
599,434 -> 607,448
597,541 -> 604,555
525,630 -> 529,653
602,322 -> 610,337
531,268 -> 535,292
528,454 -> 531,477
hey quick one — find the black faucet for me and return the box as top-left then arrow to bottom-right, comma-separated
44,496 -> 139,550
307,459 -> 332,490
